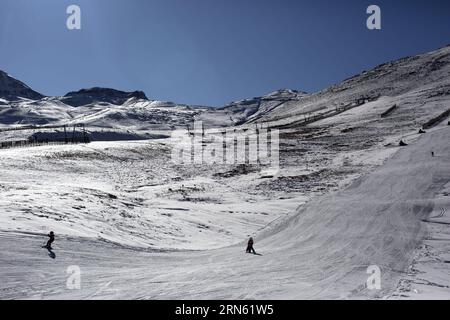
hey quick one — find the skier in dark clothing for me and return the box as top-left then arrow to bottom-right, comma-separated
45,231 -> 55,249
246,237 -> 256,254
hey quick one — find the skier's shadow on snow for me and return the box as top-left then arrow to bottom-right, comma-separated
45,247 -> 56,259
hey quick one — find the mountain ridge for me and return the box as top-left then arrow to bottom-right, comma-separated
0,70 -> 45,101
1,45 -> 450,129
61,87 -> 148,107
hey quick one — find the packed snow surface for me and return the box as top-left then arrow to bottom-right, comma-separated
0,126 -> 449,299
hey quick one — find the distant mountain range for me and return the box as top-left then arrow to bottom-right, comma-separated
1,45 -> 450,130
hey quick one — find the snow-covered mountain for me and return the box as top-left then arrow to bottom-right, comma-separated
1,45 -> 450,132
0,84 -> 211,133
214,89 -> 308,125
253,45 -> 450,126
0,70 -> 44,101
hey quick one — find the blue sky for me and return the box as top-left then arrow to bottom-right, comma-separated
0,0 -> 449,106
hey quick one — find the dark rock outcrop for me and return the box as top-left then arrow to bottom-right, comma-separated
60,87 -> 148,107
